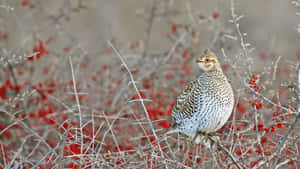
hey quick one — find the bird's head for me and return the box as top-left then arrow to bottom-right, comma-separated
196,49 -> 221,72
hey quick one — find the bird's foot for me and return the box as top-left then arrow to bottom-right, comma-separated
186,137 -> 193,142
193,131 -> 220,148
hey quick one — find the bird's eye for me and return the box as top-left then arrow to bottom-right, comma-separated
205,59 -> 209,62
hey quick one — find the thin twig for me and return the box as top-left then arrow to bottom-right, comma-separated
270,111 -> 299,168
136,31 -> 186,81
208,136 -> 243,169
2,110 -> 58,156
110,31 -> 186,110
244,80 -> 294,112
141,0 -> 156,59
230,0 -> 249,68
271,67 -> 300,169
273,56 -> 282,81
6,135 -> 32,169
185,2 -> 197,26
68,55 -> 84,164
107,41 -> 164,156
253,99 -> 265,158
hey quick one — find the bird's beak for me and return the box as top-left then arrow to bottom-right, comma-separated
196,59 -> 203,63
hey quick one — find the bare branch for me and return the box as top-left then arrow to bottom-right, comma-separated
107,41 -> 164,156
271,66 -> 300,169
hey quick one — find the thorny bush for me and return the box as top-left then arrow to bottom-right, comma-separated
0,0 -> 299,169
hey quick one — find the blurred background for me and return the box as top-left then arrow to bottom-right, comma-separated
1,0 -> 299,59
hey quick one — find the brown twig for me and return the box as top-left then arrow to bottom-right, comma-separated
107,41 -> 164,157
271,66 -> 300,169
141,0 -> 156,59
207,136 -> 243,169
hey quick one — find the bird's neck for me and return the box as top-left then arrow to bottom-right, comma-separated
204,68 -> 224,76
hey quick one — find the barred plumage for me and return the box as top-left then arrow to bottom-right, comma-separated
168,49 -> 234,141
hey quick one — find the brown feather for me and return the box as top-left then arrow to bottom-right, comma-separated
172,80 -> 199,125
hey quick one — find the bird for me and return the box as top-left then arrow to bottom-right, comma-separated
167,49 -> 234,144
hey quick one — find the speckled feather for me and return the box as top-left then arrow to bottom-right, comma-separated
169,50 -> 234,139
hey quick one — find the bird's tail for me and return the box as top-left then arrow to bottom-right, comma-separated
165,129 -> 180,136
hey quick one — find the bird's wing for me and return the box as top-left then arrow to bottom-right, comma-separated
172,80 -> 201,126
